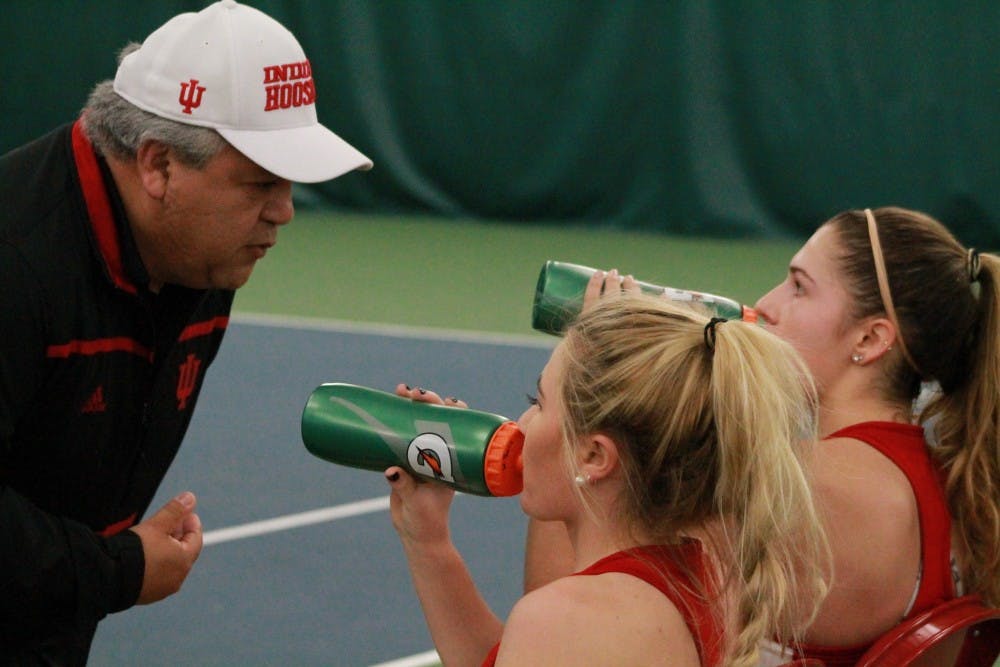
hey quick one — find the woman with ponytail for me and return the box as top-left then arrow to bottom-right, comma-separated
750,206 -> 1000,664
386,295 -> 828,666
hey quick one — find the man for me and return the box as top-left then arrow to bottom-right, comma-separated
0,1 -> 371,661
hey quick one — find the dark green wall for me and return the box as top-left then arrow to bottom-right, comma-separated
3,1 -> 998,242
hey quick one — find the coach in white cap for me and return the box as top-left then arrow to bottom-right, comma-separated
0,1 -> 370,662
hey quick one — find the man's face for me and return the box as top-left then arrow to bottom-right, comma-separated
143,143 -> 294,291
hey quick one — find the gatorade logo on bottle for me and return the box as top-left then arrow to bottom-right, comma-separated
408,430 -> 457,483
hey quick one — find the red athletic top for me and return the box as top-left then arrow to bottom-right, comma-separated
791,421 -> 955,666
481,540 -> 722,666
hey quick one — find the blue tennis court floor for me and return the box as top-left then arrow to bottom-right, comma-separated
90,316 -> 553,666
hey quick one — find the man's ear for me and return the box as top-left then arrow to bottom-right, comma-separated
578,433 -> 621,483
851,316 -> 898,365
135,140 -> 171,200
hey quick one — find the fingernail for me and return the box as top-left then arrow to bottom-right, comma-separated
446,396 -> 457,403
175,491 -> 194,508
404,384 -> 411,390
386,471 -> 400,482
418,388 -> 426,395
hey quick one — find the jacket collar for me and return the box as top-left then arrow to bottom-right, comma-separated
70,118 -> 142,295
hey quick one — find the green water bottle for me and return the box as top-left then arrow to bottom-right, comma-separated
532,260 -> 759,335
301,383 -> 524,497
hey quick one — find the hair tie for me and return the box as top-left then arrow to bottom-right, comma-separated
967,247 -> 981,283
704,317 -> 727,351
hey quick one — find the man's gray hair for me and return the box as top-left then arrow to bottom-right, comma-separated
80,43 -> 226,168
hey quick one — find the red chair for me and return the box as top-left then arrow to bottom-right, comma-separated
856,595 -> 1000,667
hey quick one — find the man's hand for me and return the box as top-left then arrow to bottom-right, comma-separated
129,491 -> 203,605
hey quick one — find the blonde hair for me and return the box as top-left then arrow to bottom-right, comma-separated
829,206 -> 1000,605
560,295 -> 828,667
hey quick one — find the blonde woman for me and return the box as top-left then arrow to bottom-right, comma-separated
386,295 -> 828,666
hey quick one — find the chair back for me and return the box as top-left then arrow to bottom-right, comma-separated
856,595 -> 1000,667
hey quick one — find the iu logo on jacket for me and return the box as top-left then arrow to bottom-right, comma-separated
177,353 -> 201,410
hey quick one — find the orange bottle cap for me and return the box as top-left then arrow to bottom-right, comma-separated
483,421 -> 524,496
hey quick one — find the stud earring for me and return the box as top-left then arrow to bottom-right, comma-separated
574,473 -> 590,487
851,353 -> 864,364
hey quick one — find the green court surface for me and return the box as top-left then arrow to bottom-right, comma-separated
234,209 -> 804,333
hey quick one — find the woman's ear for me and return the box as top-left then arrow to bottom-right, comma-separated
851,316 -> 898,365
578,433 -> 621,483
135,139 -> 171,200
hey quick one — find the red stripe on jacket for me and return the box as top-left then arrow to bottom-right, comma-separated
70,119 -> 137,295
46,337 -> 154,361
179,316 -> 230,341
99,513 -> 138,537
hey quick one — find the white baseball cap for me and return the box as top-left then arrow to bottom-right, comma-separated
113,0 -> 372,183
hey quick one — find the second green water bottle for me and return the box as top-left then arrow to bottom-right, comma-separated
532,260 -> 760,335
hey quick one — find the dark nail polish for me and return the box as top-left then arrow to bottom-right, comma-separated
418,388 -> 426,395
387,471 -> 400,482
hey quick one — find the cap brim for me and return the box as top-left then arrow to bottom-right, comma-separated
218,123 -> 372,183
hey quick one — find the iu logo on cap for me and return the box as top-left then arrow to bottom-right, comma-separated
178,79 -> 207,114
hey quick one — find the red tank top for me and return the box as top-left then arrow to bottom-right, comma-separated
481,539 -> 722,666
792,421 -> 955,666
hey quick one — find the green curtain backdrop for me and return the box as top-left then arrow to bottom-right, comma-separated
2,1 -> 997,242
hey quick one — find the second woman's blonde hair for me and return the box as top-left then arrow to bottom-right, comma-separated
559,295 -> 829,667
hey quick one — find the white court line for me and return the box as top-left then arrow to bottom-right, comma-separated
203,498 -> 442,667
216,313 -> 507,666
368,650 -> 441,667
231,311 -> 556,349
202,496 -> 391,546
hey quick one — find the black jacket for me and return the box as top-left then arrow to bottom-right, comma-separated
0,121 -> 234,663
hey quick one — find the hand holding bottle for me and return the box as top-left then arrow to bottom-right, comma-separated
582,268 -> 641,310
385,385 -> 462,533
